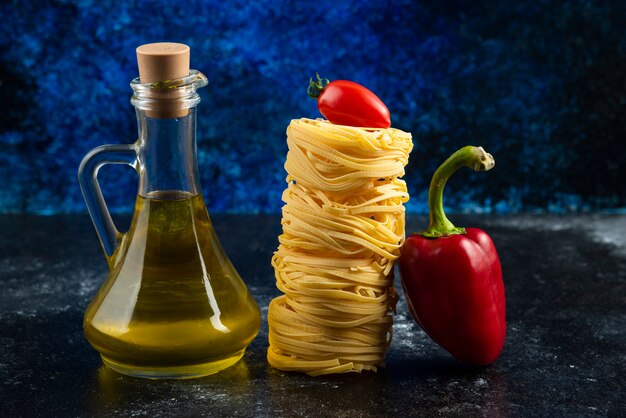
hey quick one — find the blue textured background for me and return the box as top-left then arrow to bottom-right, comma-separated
1,0 -> 624,214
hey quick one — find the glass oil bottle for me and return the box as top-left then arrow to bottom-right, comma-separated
78,43 -> 260,379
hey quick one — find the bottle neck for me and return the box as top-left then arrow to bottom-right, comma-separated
135,108 -> 201,197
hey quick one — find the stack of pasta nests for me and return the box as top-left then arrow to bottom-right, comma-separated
267,118 -> 413,376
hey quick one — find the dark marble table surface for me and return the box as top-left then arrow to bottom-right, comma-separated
1,214 -> 625,417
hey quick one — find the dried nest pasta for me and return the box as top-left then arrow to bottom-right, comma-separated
267,118 -> 413,376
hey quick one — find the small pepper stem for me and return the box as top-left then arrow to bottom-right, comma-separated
421,146 -> 495,238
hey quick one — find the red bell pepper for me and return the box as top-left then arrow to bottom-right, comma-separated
399,146 -> 506,366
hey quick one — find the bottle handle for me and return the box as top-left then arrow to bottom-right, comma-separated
78,144 -> 138,266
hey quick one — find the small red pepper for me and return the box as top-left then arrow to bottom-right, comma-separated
399,146 -> 506,366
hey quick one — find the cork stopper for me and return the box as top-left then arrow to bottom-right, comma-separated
137,42 -> 190,83
136,42 -> 191,118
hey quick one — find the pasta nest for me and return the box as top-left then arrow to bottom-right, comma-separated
268,118 -> 413,376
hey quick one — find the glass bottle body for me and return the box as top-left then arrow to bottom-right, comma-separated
79,73 -> 260,378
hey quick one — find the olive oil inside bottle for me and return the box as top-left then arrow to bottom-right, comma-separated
83,191 -> 261,378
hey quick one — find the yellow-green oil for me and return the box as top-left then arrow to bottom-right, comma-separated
84,191 -> 261,379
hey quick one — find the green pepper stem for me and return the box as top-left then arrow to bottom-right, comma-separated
307,73 -> 329,99
421,146 -> 495,238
